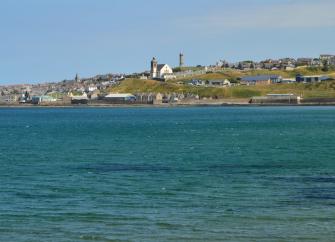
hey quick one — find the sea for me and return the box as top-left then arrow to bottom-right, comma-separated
0,106 -> 335,241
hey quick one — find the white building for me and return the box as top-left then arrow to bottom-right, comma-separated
0,94 -> 19,104
87,86 -> 97,92
150,57 -> 175,80
320,54 -> 335,66
190,79 -> 231,87
104,93 -> 136,102
69,92 -> 88,99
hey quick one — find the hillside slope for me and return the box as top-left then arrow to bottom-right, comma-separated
107,78 -> 335,99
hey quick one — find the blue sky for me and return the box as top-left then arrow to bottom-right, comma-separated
1,0 -> 335,84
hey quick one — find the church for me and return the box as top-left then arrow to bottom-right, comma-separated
150,57 -> 175,80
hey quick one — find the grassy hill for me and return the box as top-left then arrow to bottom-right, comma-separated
172,67 -> 335,83
107,68 -> 335,99
107,79 -> 335,99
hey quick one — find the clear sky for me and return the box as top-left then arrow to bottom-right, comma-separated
1,0 -> 335,84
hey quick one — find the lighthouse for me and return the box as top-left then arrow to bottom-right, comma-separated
179,53 -> 184,68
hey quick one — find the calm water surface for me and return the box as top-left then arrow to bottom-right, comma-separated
0,107 -> 335,241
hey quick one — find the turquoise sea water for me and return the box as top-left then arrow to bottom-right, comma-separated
1,107 -> 335,241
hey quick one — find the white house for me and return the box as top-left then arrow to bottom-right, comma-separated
87,85 -> 97,92
150,57 -> 175,80
190,79 -> 231,87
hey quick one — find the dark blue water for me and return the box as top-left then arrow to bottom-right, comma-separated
1,107 -> 335,241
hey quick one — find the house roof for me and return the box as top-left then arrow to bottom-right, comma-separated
241,75 -> 281,82
320,54 -> 335,57
105,93 -> 135,98
157,64 -> 169,71
297,75 -> 330,80
297,58 -> 313,61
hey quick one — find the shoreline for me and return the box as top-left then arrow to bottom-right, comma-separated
1,103 -> 335,108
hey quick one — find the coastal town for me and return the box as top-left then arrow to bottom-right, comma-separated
3,1 -> 335,241
1,53 -> 335,106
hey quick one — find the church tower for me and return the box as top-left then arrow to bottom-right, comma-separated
75,73 -> 80,83
151,57 -> 158,78
179,53 -> 184,68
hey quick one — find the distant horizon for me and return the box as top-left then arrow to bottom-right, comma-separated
1,0 -> 335,84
